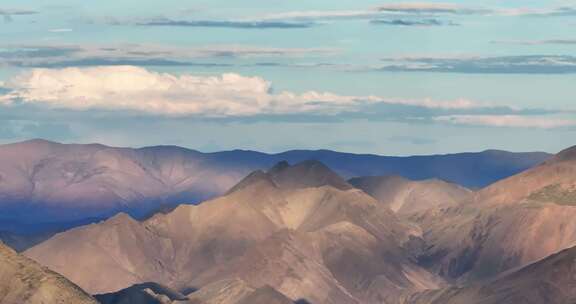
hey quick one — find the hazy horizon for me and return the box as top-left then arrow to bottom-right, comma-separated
0,137 -> 561,156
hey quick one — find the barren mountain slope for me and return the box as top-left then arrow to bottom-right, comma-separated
414,145 -> 576,282
26,161 -> 442,304
404,245 -> 576,304
0,241 -> 97,304
349,175 -> 472,215
24,212 -> 181,293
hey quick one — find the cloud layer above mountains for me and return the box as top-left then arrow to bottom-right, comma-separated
0,66 -> 572,130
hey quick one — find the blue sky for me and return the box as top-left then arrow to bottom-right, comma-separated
0,0 -> 574,155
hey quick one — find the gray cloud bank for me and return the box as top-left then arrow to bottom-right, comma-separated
131,18 -> 317,29
493,39 -> 576,46
370,18 -> 459,26
0,44 -> 335,68
379,55 -> 576,74
0,8 -> 38,22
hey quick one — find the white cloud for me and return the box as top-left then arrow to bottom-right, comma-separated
0,8 -> 38,22
0,66 -> 361,116
435,115 -> 576,129
0,66 -> 489,117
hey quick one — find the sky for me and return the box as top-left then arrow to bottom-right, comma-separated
0,0 -> 575,155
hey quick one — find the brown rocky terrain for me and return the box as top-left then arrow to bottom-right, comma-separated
404,244 -> 576,304
0,240 -> 97,304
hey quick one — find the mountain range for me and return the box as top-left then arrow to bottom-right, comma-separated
0,139 -> 549,235
25,160 -> 445,303
18,144 -> 576,304
2,140 -> 575,304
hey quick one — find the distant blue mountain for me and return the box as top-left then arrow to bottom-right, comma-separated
207,148 -> 551,189
0,139 -> 551,235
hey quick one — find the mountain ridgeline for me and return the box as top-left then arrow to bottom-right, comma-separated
0,139 -> 549,234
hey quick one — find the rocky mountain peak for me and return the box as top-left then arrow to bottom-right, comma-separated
226,170 -> 277,195
267,160 -> 353,191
